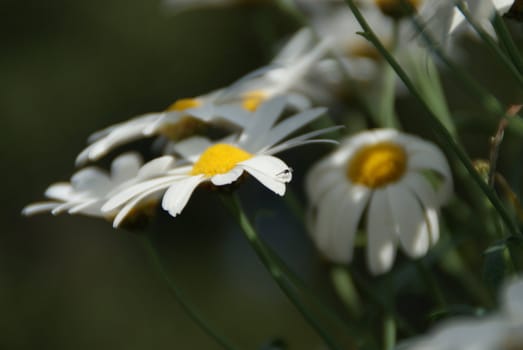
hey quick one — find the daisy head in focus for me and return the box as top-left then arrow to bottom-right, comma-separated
23,152 -> 177,228
399,275 -> 523,350
103,97 -> 340,228
306,129 -> 452,275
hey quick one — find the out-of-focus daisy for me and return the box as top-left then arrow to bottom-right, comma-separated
75,92 -> 247,165
218,29 -> 331,112
400,276 -> 523,350
306,129 -> 452,275
23,153 -> 176,226
102,97 -> 337,227
312,7 -> 394,84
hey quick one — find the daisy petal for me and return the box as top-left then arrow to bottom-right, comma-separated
257,107 -> 327,151
313,184 -> 347,261
387,183 -> 430,258
239,155 -> 292,196
211,167 -> 244,186
44,183 -> 74,201
111,152 -> 142,184
367,189 -> 397,275
22,202 -> 59,216
162,175 -> 205,217
137,156 -> 176,180
403,172 -> 440,244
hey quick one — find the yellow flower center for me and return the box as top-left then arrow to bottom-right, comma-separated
166,98 -> 202,112
347,142 -> 407,188
242,90 -> 267,112
374,0 -> 421,18
190,144 -> 253,176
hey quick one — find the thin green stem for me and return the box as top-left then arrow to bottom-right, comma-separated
492,12 -> 523,75
343,0 -> 520,236
330,266 -> 362,318
222,193 -> 345,350
456,2 -> 523,88
383,313 -> 396,350
141,236 -> 239,350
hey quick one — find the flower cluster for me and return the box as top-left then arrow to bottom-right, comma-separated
22,1 -> 523,349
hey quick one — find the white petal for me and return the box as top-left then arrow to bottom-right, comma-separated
239,96 -> 286,150
112,187 -> 163,228
210,167 -> 244,186
137,156 -> 176,180
68,199 -> 102,216
329,186 -> 370,262
312,184 -> 347,261
161,175 -> 205,217
313,184 -> 370,263
503,277 -> 523,320
173,136 -> 213,163
238,155 -> 292,196
142,112 -> 177,135
403,172 -> 440,245
256,107 -> 327,151
366,189 -> 397,275
44,183 -> 74,201
387,183 -> 430,258
102,175 -> 182,212
22,202 -> 59,216
111,152 -> 142,184
76,114 -> 158,164
52,201 -> 81,215
71,168 -> 112,195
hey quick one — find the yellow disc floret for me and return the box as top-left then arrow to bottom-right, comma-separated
167,98 -> 202,112
347,142 -> 407,188
191,144 -> 253,176
374,0 -> 421,18
242,90 -> 267,112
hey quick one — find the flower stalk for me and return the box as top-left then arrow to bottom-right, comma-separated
141,235 -> 239,350
221,193 -> 345,350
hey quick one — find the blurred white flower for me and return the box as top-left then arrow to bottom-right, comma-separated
218,28 -> 331,112
306,129 -> 452,275
102,97 -> 336,227
23,153 -> 176,224
400,276 -> 523,350
75,93 -> 246,166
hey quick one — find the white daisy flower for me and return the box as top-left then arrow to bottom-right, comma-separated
102,97 -> 337,227
75,93 -> 247,166
400,276 -> 523,350
23,152 -> 177,223
217,28 -> 331,112
305,129 -> 453,275
312,7 -> 395,83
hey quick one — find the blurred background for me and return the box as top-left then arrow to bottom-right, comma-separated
3,0 -> 523,349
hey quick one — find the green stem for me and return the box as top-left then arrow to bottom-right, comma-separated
330,266 -> 362,318
456,2 -> 523,88
383,313 -> 396,350
222,193 -> 344,350
343,0 -> 520,236
141,236 -> 239,350
492,12 -> 523,75
407,3 -> 505,117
